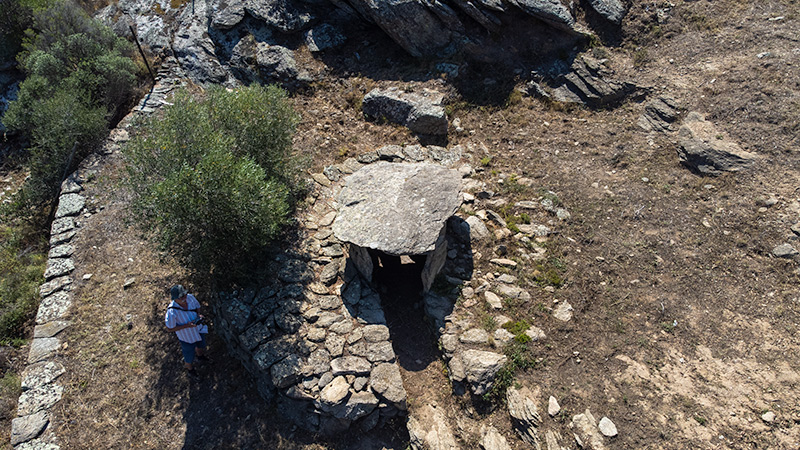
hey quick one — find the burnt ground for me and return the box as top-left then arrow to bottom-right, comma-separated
3,0 -> 800,448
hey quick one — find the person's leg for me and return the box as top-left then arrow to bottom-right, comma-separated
195,335 -> 206,358
180,340 -> 196,371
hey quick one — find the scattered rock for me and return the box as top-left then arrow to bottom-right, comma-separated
598,416 -> 617,437
553,301 -> 573,322
761,411 -> 776,423
485,291 -> 503,310
466,216 -> 491,242
772,243 -> 798,258
571,409 -> 605,450
548,396 -> 561,416
677,112 -> 759,175
490,258 -> 517,268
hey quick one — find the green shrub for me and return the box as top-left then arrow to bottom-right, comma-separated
0,224 -> 46,345
0,0 -> 32,63
1,0 -> 136,213
124,86 -> 300,273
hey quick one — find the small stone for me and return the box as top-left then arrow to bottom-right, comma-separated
772,243 -> 798,258
553,301 -> 573,322
485,291 -> 503,310
123,278 -> 136,289
599,416 -> 618,437
490,258 -> 517,268
791,223 -> 800,236
761,411 -> 776,423
548,396 -> 560,416
82,273 -> 93,280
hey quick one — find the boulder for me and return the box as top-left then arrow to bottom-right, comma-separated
245,0 -> 313,33
362,88 -> 448,135
677,112 -> 759,175
587,0 -> 626,24
508,0 -> 575,30
333,162 -> 461,255
173,15 -> 229,84
256,44 -> 303,81
507,386 -> 542,447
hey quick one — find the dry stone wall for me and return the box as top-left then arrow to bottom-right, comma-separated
10,58 -> 187,450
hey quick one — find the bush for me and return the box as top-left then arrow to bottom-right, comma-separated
124,86 -> 301,273
1,0 -> 136,213
0,224 -> 46,345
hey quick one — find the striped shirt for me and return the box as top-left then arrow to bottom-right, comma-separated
165,294 -> 203,343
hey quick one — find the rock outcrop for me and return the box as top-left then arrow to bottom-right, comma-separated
677,112 -> 759,175
551,55 -> 641,106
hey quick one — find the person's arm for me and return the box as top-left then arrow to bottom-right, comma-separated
165,308 -> 196,332
165,322 -> 196,332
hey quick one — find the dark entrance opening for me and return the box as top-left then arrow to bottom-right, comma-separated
371,251 -> 438,371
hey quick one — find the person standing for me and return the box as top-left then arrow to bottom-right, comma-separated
164,284 -> 208,376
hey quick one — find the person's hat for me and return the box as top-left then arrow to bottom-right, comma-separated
170,285 -> 187,300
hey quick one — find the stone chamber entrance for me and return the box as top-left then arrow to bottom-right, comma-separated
370,251 -> 439,372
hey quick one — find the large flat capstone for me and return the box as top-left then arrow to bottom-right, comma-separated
332,162 -> 461,255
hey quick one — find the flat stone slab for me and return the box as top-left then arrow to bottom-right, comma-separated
33,321 -> 70,339
50,217 -> 75,236
17,384 -> 64,415
333,162 -> 462,255
55,193 -> 85,218
22,361 -> 66,390
47,244 -> 74,259
36,292 -> 71,324
43,258 -> 74,280
39,276 -> 72,298
11,411 -> 49,446
28,338 -> 60,364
